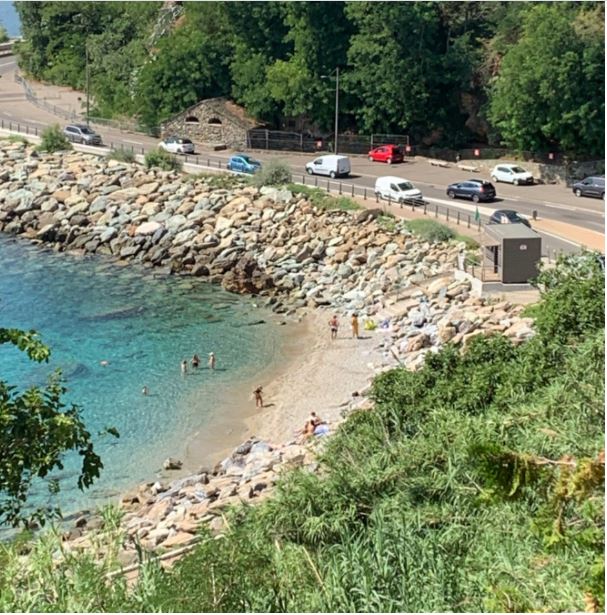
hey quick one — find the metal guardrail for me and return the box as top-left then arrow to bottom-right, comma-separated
14,72 -> 81,122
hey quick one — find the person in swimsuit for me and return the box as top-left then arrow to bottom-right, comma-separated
181,360 -> 188,375
351,313 -> 360,339
328,314 -> 339,340
192,354 -> 200,368
208,352 -> 216,370
253,386 -> 264,408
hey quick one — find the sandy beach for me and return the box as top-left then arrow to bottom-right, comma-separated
179,308 -> 385,475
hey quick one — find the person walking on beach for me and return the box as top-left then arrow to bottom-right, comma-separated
329,314 -> 339,340
253,386 -> 264,408
181,360 -> 188,375
208,352 -> 216,370
351,313 -> 360,339
192,354 -> 200,369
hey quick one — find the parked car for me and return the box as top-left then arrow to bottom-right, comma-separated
491,164 -> 534,185
159,136 -> 195,154
375,176 -> 423,204
226,153 -> 261,174
447,179 -> 496,203
488,209 -> 531,228
368,144 -> 404,164
305,154 -> 351,178
572,175 -> 604,199
63,124 -> 102,146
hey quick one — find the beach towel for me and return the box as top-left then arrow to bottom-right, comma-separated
314,424 -> 330,437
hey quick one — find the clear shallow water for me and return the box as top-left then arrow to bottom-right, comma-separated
0,236 -> 282,514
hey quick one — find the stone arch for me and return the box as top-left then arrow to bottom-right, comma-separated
208,117 -> 223,125
185,115 -> 199,123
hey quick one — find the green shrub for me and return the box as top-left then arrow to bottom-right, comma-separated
252,159 -> 292,186
288,183 -> 362,211
108,147 -> 136,163
36,124 -> 71,153
453,232 -> 479,249
144,148 -> 182,172
406,218 -> 455,242
4,134 -> 30,146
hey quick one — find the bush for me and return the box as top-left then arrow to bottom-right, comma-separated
36,124 -> 71,153
3,135 -> 29,146
252,160 -> 292,187
144,148 -> 182,172
108,147 -> 136,163
287,184 -> 362,211
406,219 -> 455,242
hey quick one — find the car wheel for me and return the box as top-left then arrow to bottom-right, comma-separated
306,167 -> 313,175
447,190 -> 455,199
368,156 -> 373,162
329,171 -> 336,179
574,189 -> 582,197
601,192 -> 605,199
513,179 -> 519,186
375,191 -> 382,200
472,194 -> 480,203
491,175 -> 498,183
387,158 -> 392,165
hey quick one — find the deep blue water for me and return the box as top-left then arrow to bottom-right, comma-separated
0,1 -> 19,37
0,236 -> 282,514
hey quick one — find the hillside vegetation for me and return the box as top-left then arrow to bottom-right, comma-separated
14,1 -> 605,156
0,254 -> 603,612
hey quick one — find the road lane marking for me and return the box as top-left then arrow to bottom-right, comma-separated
0,60 -> 16,67
121,139 -> 143,145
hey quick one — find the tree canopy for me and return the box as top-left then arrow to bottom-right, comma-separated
0,327 -> 116,527
14,1 -> 605,156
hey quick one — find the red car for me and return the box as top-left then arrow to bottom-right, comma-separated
368,144 -> 404,164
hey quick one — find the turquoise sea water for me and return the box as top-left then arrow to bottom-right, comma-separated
0,236 -> 282,515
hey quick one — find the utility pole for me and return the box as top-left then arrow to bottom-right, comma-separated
334,66 -> 339,155
85,42 -> 90,125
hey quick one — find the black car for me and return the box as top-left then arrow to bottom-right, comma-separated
488,209 -> 531,228
572,176 -> 604,199
446,179 -> 496,202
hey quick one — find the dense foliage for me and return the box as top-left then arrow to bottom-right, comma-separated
14,1 -> 605,156
0,254 -> 603,611
37,123 -> 72,153
0,328 -> 114,527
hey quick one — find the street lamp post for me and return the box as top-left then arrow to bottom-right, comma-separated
85,42 -> 90,125
322,67 -> 340,154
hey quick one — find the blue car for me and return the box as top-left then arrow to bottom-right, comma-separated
227,154 -> 261,174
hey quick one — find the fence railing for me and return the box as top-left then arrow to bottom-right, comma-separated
14,72 -> 81,123
246,129 -> 409,155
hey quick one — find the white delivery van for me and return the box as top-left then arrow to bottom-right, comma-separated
375,176 -> 423,203
305,155 -> 351,178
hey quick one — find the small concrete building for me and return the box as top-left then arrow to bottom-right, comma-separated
483,224 -> 542,284
161,97 -> 262,148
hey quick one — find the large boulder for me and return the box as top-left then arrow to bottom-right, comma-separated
221,255 -> 274,295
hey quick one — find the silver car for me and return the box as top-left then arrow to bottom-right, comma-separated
63,124 -> 102,146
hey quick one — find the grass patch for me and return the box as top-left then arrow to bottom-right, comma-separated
3,134 -> 30,146
252,160 -> 292,187
108,147 -> 136,163
144,147 -> 182,172
453,232 -> 480,249
405,218 -> 455,242
377,213 -> 397,231
288,183 -> 362,211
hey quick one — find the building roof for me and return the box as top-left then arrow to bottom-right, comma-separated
484,224 -> 541,240
162,97 -> 263,130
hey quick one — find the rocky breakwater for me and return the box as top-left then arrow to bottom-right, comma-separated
0,142 -> 464,314
62,435 -> 318,567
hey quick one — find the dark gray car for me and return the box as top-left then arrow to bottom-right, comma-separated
63,124 -> 102,146
572,176 -> 604,199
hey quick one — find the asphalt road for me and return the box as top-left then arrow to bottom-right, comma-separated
0,54 -> 603,257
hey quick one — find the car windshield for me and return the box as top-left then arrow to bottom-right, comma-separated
179,139 -> 192,144
397,182 -> 413,191
511,166 -> 526,173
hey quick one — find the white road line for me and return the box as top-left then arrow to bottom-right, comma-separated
538,230 -> 586,248
0,60 -> 16,67
424,196 -> 496,217
121,139 -> 143,145
23,119 -> 46,125
3,111 -> 12,117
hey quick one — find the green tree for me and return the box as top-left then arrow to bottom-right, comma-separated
488,3 -> 605,156
0,328 -> 116,527
0,25 -> 8,43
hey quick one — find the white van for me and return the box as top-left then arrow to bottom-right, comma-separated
305,155 -> 351,178
375,176 -> 423,203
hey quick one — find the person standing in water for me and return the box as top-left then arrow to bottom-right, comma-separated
192,354 -> 200,368
328,314 -> 339,341
208,352 -> 216,370
142,386 -> 149,396
351,313 -> 360,339
181,360 -> 188,375
253,386 -> 264,408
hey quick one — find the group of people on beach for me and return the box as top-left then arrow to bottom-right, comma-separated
181,352 -> 215,375
299,411 -> 329,441
328,313 -> 359,340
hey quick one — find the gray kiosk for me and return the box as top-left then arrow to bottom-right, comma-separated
483,224 -> 542,284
